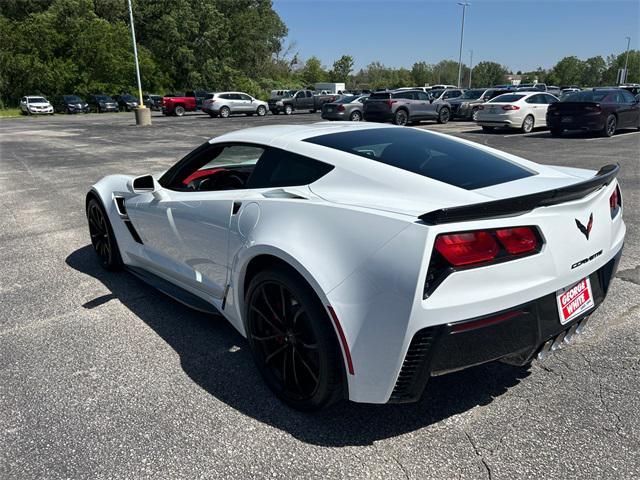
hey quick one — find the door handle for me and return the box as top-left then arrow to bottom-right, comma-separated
232,201 -> 242,214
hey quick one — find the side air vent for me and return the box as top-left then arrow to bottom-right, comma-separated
124,220 -> 143,244
114,196 -> 127,216
389,327 -> 441,403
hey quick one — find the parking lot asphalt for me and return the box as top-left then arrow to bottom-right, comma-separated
1,111 -> 639,479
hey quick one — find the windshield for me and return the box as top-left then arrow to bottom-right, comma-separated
563,91 -> 609,102
334,96 -> 357,104
121,95 -> 136,101
460,89 -> 485,100
28,97 -> 47,103
489,94 -> 525,103
95,95 -> 114,101
64,95 -> 83,102
305,127 -> 534,190
430,90 -> 444,98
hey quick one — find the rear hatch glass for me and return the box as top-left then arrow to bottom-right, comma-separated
305,128 -> 535,190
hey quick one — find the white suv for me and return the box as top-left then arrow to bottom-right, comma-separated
20,96 -> 54,115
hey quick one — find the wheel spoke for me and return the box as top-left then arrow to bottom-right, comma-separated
279,285 -> 288,325
299,341 -> 318,350
261,286 -> 284,327
250,306 -> 284,334
295,349 -> 318,383
282,347 -> 288,385
265,343 -> 287,365
292,307 -> 305,327
292,348 -> 303,394
251,333 -> 283,342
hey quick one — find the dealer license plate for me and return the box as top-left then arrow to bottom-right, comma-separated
561,117 -> 573,123
556,277 -> 594,325
326,108 -> 333,112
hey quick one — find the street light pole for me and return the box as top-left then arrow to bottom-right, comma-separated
127,0 -> 151,125
457,2 -> 470,88
622,36 -> 631,84
468,50 -> 474,88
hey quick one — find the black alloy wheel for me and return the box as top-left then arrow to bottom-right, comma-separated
602,115 -> 616,137
246,267 -> 344,411
87,198 -> 122,271
393,109 -> 408,126
437,107 -> 450,124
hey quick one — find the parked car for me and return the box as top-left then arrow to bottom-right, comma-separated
268,90 -> 337,115
86,123 -> 624,410
547,88 -> 640,137
143,94 -> 163,111
113,94 -> 139,112
476,92 -> 559,133
52,95 -> 90,114
87,94 -> 118,113
363,89 -> 451,125
516,83 -> 547,92
201,92 -> 268,118
321,95 -> 369,121
19,96 -> 54,115
162,92 -> 202,116
428,88 -> 465,102
429,84 -> 458,90
619,84 -> 640,96
547,86 -> 562,97
449,88 -> 511,120
561,87 -> 581,98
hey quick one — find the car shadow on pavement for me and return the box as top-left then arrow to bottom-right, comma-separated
67,245 -> 530,447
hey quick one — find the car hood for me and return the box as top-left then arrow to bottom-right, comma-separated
309,143 -> 594,217
28,102 -> 51,107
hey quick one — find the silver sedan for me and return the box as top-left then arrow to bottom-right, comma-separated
321,95 -> 368,121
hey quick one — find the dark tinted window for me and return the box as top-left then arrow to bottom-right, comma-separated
369,92 -> 391,100
304,128 -> 535,190
393,91 -> 415,100
247,149 -> 334,189
563,91 -> 610,102
417,91 -> 430,101
489,94 -> 525,103
621,90 -> 636,103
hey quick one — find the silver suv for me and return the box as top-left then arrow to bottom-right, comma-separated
201,92 -> 268,118
363,90 -> 451,126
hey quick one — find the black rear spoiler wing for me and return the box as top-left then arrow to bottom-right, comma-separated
419,164 -> 619,225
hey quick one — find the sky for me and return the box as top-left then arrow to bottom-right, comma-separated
272,0 -> 640,72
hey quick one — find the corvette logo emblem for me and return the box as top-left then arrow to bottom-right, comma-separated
575,213 -> 593,240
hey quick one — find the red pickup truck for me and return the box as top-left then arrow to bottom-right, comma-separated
162,90 -> 211,116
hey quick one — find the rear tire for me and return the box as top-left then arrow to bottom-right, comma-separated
393,109 -> 409,126
481,126 -> 494,132
521,114 -> 534,133
550,128 -> 563,137
437,107 -> 450,124
220,106 -> 230,118
245,266 -> 345,411
86,198 -> 123,271
349,110 -> 362,122
602,115 -> 616,137
174,105 -> 186,117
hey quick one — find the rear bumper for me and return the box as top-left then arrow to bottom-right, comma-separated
321,111 -> 348,120
389,246 -> 623,403
547,114 -> 604,131
363,111 -> 393,122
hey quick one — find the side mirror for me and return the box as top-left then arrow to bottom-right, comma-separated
129,174 -> 157,194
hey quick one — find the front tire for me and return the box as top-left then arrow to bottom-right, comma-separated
257,105 -> 267,116
602,114 -> 616,137
245,266 -> 345,411
437,107 -> 450,124
284,104 -> 293,115
86,198 -> 122,271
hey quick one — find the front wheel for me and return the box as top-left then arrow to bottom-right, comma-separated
521,114 -> 534,133
257,105 -> 267,116
246,267 -> 345,411
602,115 -> 616,137
349,110 -> 362,122
86,198 -> 122,271
437,107 -> 450,124
284,104 -> 293,115
174,105 -> 186,117
471,108 -> 479,121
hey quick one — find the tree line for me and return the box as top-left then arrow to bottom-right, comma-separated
1,0 -> 638,107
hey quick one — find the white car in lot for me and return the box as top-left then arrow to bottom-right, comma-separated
20,96 -> 54,115
476,92 -> 559,133
201,92 -> 268,118
86,123 -> 624,410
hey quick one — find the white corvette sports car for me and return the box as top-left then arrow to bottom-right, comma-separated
86,122 -> 625,410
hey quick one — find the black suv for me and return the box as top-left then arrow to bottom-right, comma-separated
113,94 -> 139,111
52,95 -> 90,114
87,94 -> 119,113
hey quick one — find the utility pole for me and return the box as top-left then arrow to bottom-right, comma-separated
127,0 -> 151,125
468,50 -> 474,88
457,2 -> 470,88
622,36 -> 631,84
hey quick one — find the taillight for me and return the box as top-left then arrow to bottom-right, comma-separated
385,99 -> 397,108
585,104 -> 601,113
495,227 -> 539,254
337,105 -> 345,112
610,185 -> 622,218
502,105 -> 520,110
425,226 -> 542,298
435,231 -> 499,266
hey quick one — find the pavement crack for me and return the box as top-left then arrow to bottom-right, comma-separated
464,431 -> 492,480
390,454 -> 410,480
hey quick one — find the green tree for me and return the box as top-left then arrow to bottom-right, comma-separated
470,61 -> 509,87
411,61 -> 433,87
547,56 -> 585,86
329,55 -> 354,83
300,56 -> 327,86
603,50 -> 640,84
580,56 -> 606,86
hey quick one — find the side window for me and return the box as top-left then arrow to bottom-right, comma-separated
295,91 -> 304,99
417,92 -> 430,101
247,148 -> 334,189
546,94 -> 558,103
219,94 -> 230,100
306,91 -> 313,98
525,95 -> 537,104
239,94 -> 252,101
621,90 -> 635,103
161,144 -> 265,191
21,97 -> 26,102
394,92 -> 414,100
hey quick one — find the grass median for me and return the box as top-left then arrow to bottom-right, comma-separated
0,108 -> 22,118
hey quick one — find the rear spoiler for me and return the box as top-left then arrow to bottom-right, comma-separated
419,164 -> 619,225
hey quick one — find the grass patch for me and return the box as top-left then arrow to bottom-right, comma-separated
0,108 -> 22,118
